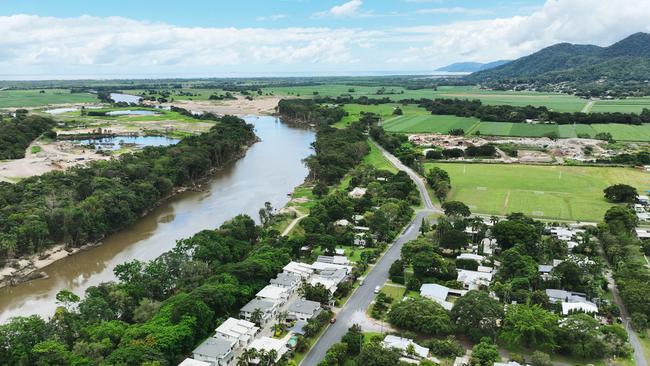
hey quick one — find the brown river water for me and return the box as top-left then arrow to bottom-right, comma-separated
0,116 -> 315,323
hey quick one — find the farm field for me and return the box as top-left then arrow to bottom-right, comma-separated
590,98 -> 650,113
425,163 -> 650,222
0,89 -> 97,108
335,103 -> 428,128
384,114 -> 480,133
384,111 -> 650,141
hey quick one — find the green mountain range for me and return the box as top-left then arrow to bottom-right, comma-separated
468,32 -> 650,83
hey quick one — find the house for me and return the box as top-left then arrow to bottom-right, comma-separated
353,214 -> 364,223
494,362 -> 522,366
457,270 -> 493,290
270,272 -> 301,293
636,228 -> 650,240
638,195 -> 650,205
316,255 -> 351,266
562,301 -> 598,315
334,219 -> 351,227
382,335 -> 429,359
256,285 -> 290,305
348,187 -> 367,199
353,225 -> 371,233
310,261 -> 352,275
420,284 -> 453,310
288,320 -> 308,335
456,253 -> 485,263
637,212 -> 650,222
283,261 -> 314,279
246,337 -> 289,364
179,359 -> 211,366
538,264 -> 555,280
453,355 -> 470,366
192,337 -> 236,366
480,238 -> 496,255
335,248 -> 345,256
287,299 -> 322,322
354,233 -> 367,247
240,299 -> 278,326
546,289 -> 589,304
477,266 -> 494,274
215,317 -> 259,348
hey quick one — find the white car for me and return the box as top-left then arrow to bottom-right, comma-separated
374,286 -> 381,294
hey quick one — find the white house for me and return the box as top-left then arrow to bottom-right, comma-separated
215,317 -> 259,348
334,219 -> 351,227
179,359 -> 211,366
246,337 -> 289,364
240,299 -> 278,326
456,253 -> 485,263
270,272 -> 301,293
348,187 -> 367,199
636,228 -> 650,240
457,270 -> 493,290
256,285 -> 290,305
316,255 -> 351,266
287,299 -> 322,322
561,301 -> 598,315
420,284 -> 453,310
282,261 -> 314,279
382,335 -> 429,359
192,337 -> 236,366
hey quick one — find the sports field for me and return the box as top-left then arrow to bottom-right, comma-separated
0,89 -> 97,108
425,163 -> 650,222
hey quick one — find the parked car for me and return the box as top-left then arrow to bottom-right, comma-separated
374,286 -> 380,294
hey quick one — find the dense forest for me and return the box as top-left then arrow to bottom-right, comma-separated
0,113 -> 56,159
0,214 -> 294,365
0,116 -> 256,265
417,98 -> 650,125
276,99 -> 347,126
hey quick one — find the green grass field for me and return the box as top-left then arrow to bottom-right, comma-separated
591,98 -> 650,113
0,89 -> 97,108
364,140 -> 398,173
384,114 -> 480,134
425,163 -> 650,222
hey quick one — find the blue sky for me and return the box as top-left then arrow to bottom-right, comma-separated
0,0 -> 647,79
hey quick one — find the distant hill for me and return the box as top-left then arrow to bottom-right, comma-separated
468,32 -> 650,83
436,60 -> 510,73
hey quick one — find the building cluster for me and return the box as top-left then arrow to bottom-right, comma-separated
180,255 -> 352,366
634,194 -> 650,222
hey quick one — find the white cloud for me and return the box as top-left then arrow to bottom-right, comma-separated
416,7 -> 492,16
256,14 -> 287,21
314,0 -> 367,18
0,0 -> 649,77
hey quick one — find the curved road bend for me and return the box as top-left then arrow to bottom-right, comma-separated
301,141 -> 438,366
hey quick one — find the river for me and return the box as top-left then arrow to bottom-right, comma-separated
0,116 -> 315,323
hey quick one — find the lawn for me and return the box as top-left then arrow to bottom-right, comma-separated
425,163 -> 650,222
364,140 -> 397,173
0,89 -> 97,108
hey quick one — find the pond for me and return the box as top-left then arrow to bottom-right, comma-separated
71,135 -> 180,150
106,109 -> 158,116
110,93 -> 142,104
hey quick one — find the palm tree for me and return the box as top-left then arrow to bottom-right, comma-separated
237,348 -> 258,366
250,308 -> 264,326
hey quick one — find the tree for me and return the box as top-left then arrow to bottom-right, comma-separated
499,304 -> 558,351
355,341 -> 401,366
250,308 -> 264,326
299,281 -> 332,306
389,260 -> 405,284
442,201 -> 471,218
439,229 -> 468,254
530,351 -> 552,366
388,298 -> 453,336
604,206 -> 638,234
556,313 -> 606,358
470,337 -> 499,366
0,315 -> 49,366
320,342 -> 348,365
491,220 -> 540,253
451,290 -> 503,342
604,184 -> 638,203
341,324 -> 363,356
55,290 -> 80,311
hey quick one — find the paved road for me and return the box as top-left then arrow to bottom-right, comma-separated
300,141 -> 438,366
598,244 -> 648,366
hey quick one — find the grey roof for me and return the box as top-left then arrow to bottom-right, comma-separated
289,320 -> 308,335
288,299 -> 321,314
420,284 -> 449,301
241,298 -> 276,313
193,337 -> 234,358
545,289 -> 587,303
270,272 -> 300,287
538,264 -> 554,273
318,268 -> 347,282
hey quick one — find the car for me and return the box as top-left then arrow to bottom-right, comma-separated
374,286 -> 380,294
359,279 -> 365,286
330,317 -> 337,324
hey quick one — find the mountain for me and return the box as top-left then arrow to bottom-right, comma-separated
436,60 -> 510,73
468,32 -> 650,83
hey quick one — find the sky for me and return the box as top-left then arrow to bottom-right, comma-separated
0,0 -> 649,79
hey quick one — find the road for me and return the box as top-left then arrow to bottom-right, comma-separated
598,243 -> 648,366
300,141 -> 438,366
